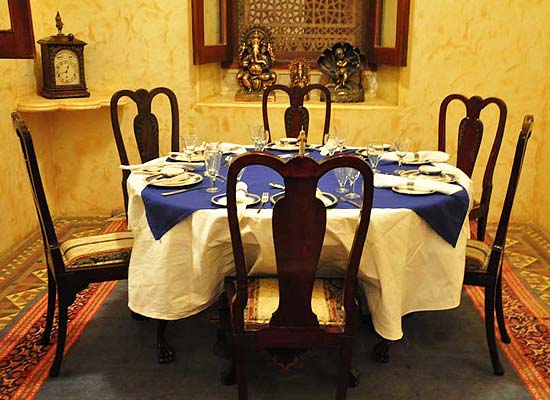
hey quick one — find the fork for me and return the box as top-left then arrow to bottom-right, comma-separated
257,192 -> 269,213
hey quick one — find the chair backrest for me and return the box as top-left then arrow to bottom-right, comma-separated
438,94 -> 507,178
226,153 -> 373,332
110,87 -> 179,212
262,84 -> 332,144
487,115 -> 534,274
12,112 -> 64,277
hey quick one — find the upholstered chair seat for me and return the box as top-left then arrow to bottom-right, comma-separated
465,239 -> 491,273
61,232 -> 134,270
242,278 -> 346,331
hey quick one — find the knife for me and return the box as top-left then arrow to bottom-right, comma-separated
161,186 -> 206,196
338,196 -> 362,208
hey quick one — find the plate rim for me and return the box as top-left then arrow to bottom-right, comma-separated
148,172 -> 203,188
211,192 -> 261,207
391,185 -> 435,195
270,190 -> 338,207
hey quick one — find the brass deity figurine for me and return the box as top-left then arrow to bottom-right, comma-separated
235,26 -> 277,101
317,42 -> 367,103
289,58 -> 311,100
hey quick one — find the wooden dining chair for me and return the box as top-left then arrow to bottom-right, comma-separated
262,83 -> 332,144
438,94 -> 507,240
110,87 -> 180,213
221,152 -> 373,399
464,114 -> 534,375
110,87 -> 179,363
12,112 -> 133,377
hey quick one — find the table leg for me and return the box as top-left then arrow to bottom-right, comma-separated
371,338 -> 391,363
157,320 -> 176,363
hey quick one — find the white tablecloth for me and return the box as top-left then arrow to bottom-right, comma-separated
127,163 -> 473,340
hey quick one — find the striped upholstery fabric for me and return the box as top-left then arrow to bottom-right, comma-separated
60,232 -> 133,270
243,278 -> 345,331
465,239 -> 492,273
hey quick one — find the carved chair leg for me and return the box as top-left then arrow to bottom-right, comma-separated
157,319 -> 176,364
484,286 -> 504,375
371,338 -> 391,363
40,268 -> 56,346
49,302 -> 69,377
495,271 -> 511,344
336,343 -> 353,400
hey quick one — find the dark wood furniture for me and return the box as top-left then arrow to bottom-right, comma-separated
12,112 -> 132,377
221,152 -> 373,399
110,87 -> 180,363
262,83 -> 331,144
0,0 -> 35,58
464,114 -> 534,375
438,94 -> 507,240
110,87 -> 180,213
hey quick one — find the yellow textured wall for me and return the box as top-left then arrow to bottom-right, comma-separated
1,0 -> 550,256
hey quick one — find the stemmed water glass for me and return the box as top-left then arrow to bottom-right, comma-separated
182,133 -> 198,160
204,143 -> 222,193
394,136 -> 411,175
333,167 -> 349,194
366,142 -> 384,173
335,126 -> 348,152
344,168 -> 361,199
250,124 -> 269,151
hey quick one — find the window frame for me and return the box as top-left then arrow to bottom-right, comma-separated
0,0 -> 35,59
192,0 -> 410,67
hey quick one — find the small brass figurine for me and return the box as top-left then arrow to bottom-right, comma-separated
317,42 -> 367,103
289,58 -> 311,100
235,26 -> 277,101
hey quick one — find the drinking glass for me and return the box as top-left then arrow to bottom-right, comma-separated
394,136 -> 411,175
344,168 -> 361,199
335,126 -> 348,152
333,168 -> 349,194
250,124 -> 268,151
366,142 -> 384,173
204,147 -> 222,193
182,133 -> 198,159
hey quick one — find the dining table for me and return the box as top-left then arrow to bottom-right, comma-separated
126,144 -> 473,342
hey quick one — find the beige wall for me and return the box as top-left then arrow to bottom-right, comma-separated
1,0 -> 549,256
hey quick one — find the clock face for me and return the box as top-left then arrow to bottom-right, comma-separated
54,49 -> 80,86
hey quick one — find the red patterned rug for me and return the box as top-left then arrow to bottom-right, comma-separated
465,223 -> 550,400
0,217 -> 127,400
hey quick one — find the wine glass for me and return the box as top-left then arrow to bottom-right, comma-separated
394,136 -> 411,175
344,168 -> 361,199
250,124 -> 269,151
333,168 -> 349,194
204,146 -> 222,193
366,142 -> 384,173
182,133 -> 198,160
335,126 -> 348,152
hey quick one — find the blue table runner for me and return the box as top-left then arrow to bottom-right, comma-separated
140,150 -> 469,246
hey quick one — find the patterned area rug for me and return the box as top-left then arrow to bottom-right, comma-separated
465,223 -> 550,400
0,216 -> 127,400
1,220 -> 549,399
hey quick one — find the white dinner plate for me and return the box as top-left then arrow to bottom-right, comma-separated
211,193 -> 261,207
147,172 -> 203,188
270,191 -> 338,207
400,169 -> 459,183
167,152 -> 205,162
392,184 -> 435,195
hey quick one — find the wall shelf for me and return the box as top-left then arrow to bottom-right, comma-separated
15,91 -> 128,112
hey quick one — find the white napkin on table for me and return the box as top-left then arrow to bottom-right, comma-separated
316,188 -> 333,207
120,160 -> 203,172
381,151 -> 450,163
319,138 -> 338,156
221,142 -> 247,154
374,173 -> 462,195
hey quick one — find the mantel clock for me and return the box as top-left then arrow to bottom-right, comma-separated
37,12 -> 90,99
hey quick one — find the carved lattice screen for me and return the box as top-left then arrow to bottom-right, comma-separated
236,0 -> 366,61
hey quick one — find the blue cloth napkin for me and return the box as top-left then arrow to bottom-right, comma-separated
141,149 -> 469,246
